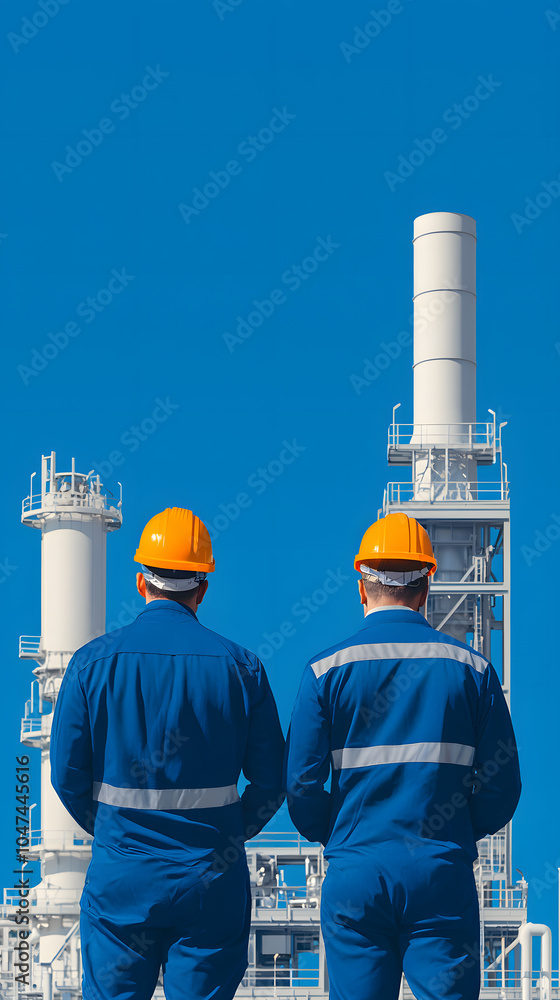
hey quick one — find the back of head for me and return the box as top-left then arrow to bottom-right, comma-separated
134,507 -> 215,608
355,513 -> 437,609
141,565 -> 207,604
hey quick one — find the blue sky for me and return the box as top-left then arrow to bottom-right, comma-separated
1,0 -> 559,963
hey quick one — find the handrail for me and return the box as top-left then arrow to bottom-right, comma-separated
246,832 -> 322,850
388,421 -> 496,450
27,829 -> 93,848
385,481 -> 510,503
22,491 -> 121,519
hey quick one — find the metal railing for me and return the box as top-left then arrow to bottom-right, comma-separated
241,968 -> 320,989
247,832 -> 322,851
19,636 -> 42,658
28,829 -> 93,849
481,970 -> 560,991
21,717 -> 44,736
403,980 -> 560,999
388,421 -> 496,451
477,832 -> 507,869
480,885 -> 526,909
385,481 -> 509,504
252,884 -> 321,913
22,489 -> 122,522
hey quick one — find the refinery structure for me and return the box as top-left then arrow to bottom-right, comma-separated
0,212 -> 557,998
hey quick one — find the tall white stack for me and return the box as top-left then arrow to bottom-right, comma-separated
413,212 -> 477,433
19,452 -> 122,996
411,212 -> 478,498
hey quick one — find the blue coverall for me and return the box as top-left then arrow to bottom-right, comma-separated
285,607 -> 521,1000
50,599 -> 285,1000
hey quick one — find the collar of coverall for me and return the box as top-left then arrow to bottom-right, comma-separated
137,600 -> 198,619
360,606 -> 430,628
365,605 -> 419,616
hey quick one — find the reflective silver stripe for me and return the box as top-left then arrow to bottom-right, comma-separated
311,642 -> 487,678
331,741 -> 475,770
92,781 -> 240,810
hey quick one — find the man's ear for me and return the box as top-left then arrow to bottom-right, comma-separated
136,572 -> 147,599
417,580 -> 429,609
358,578 -> 367,607
196,579 -> 209,606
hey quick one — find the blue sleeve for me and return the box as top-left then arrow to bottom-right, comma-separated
468,663 -> 521,840
240,660 -> 285,840
284,663 -> 331,845
50,658 -> 95,836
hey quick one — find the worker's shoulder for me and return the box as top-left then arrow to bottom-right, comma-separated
196,621 -> 262,673
66,622 -> 138,671
68,618 -> 261,674
306,625 -> 369,678
435,628 -> 491,674
306,621 -> 490,680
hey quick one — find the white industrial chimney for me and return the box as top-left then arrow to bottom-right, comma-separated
413,212 -> 477,431
17,452 -> 122,996
408,212 -> 479,498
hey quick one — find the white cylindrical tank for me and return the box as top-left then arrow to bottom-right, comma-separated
413,212 -> 477,437
19,452 -> 122,973
41,515 -> 106,652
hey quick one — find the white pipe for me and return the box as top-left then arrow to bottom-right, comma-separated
413,212 -> 477,435
42,966 -> 52,1000
519,923 -> 552,1000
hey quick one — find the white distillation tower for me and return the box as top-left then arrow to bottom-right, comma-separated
385,212 -> 555,996
11,453 -> 121,998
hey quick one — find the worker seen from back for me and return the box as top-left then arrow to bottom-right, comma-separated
285,512 -> 521,1000
50,507 -> 285,1000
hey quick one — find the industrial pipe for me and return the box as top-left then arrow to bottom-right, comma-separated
519,922 -> 552,1000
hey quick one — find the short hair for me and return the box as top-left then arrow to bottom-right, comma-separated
143,565 -> 203,603
362,574 -> 429,603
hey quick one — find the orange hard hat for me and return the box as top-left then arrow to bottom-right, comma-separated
354,512 -> 436,575
134,507 -> 215,572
